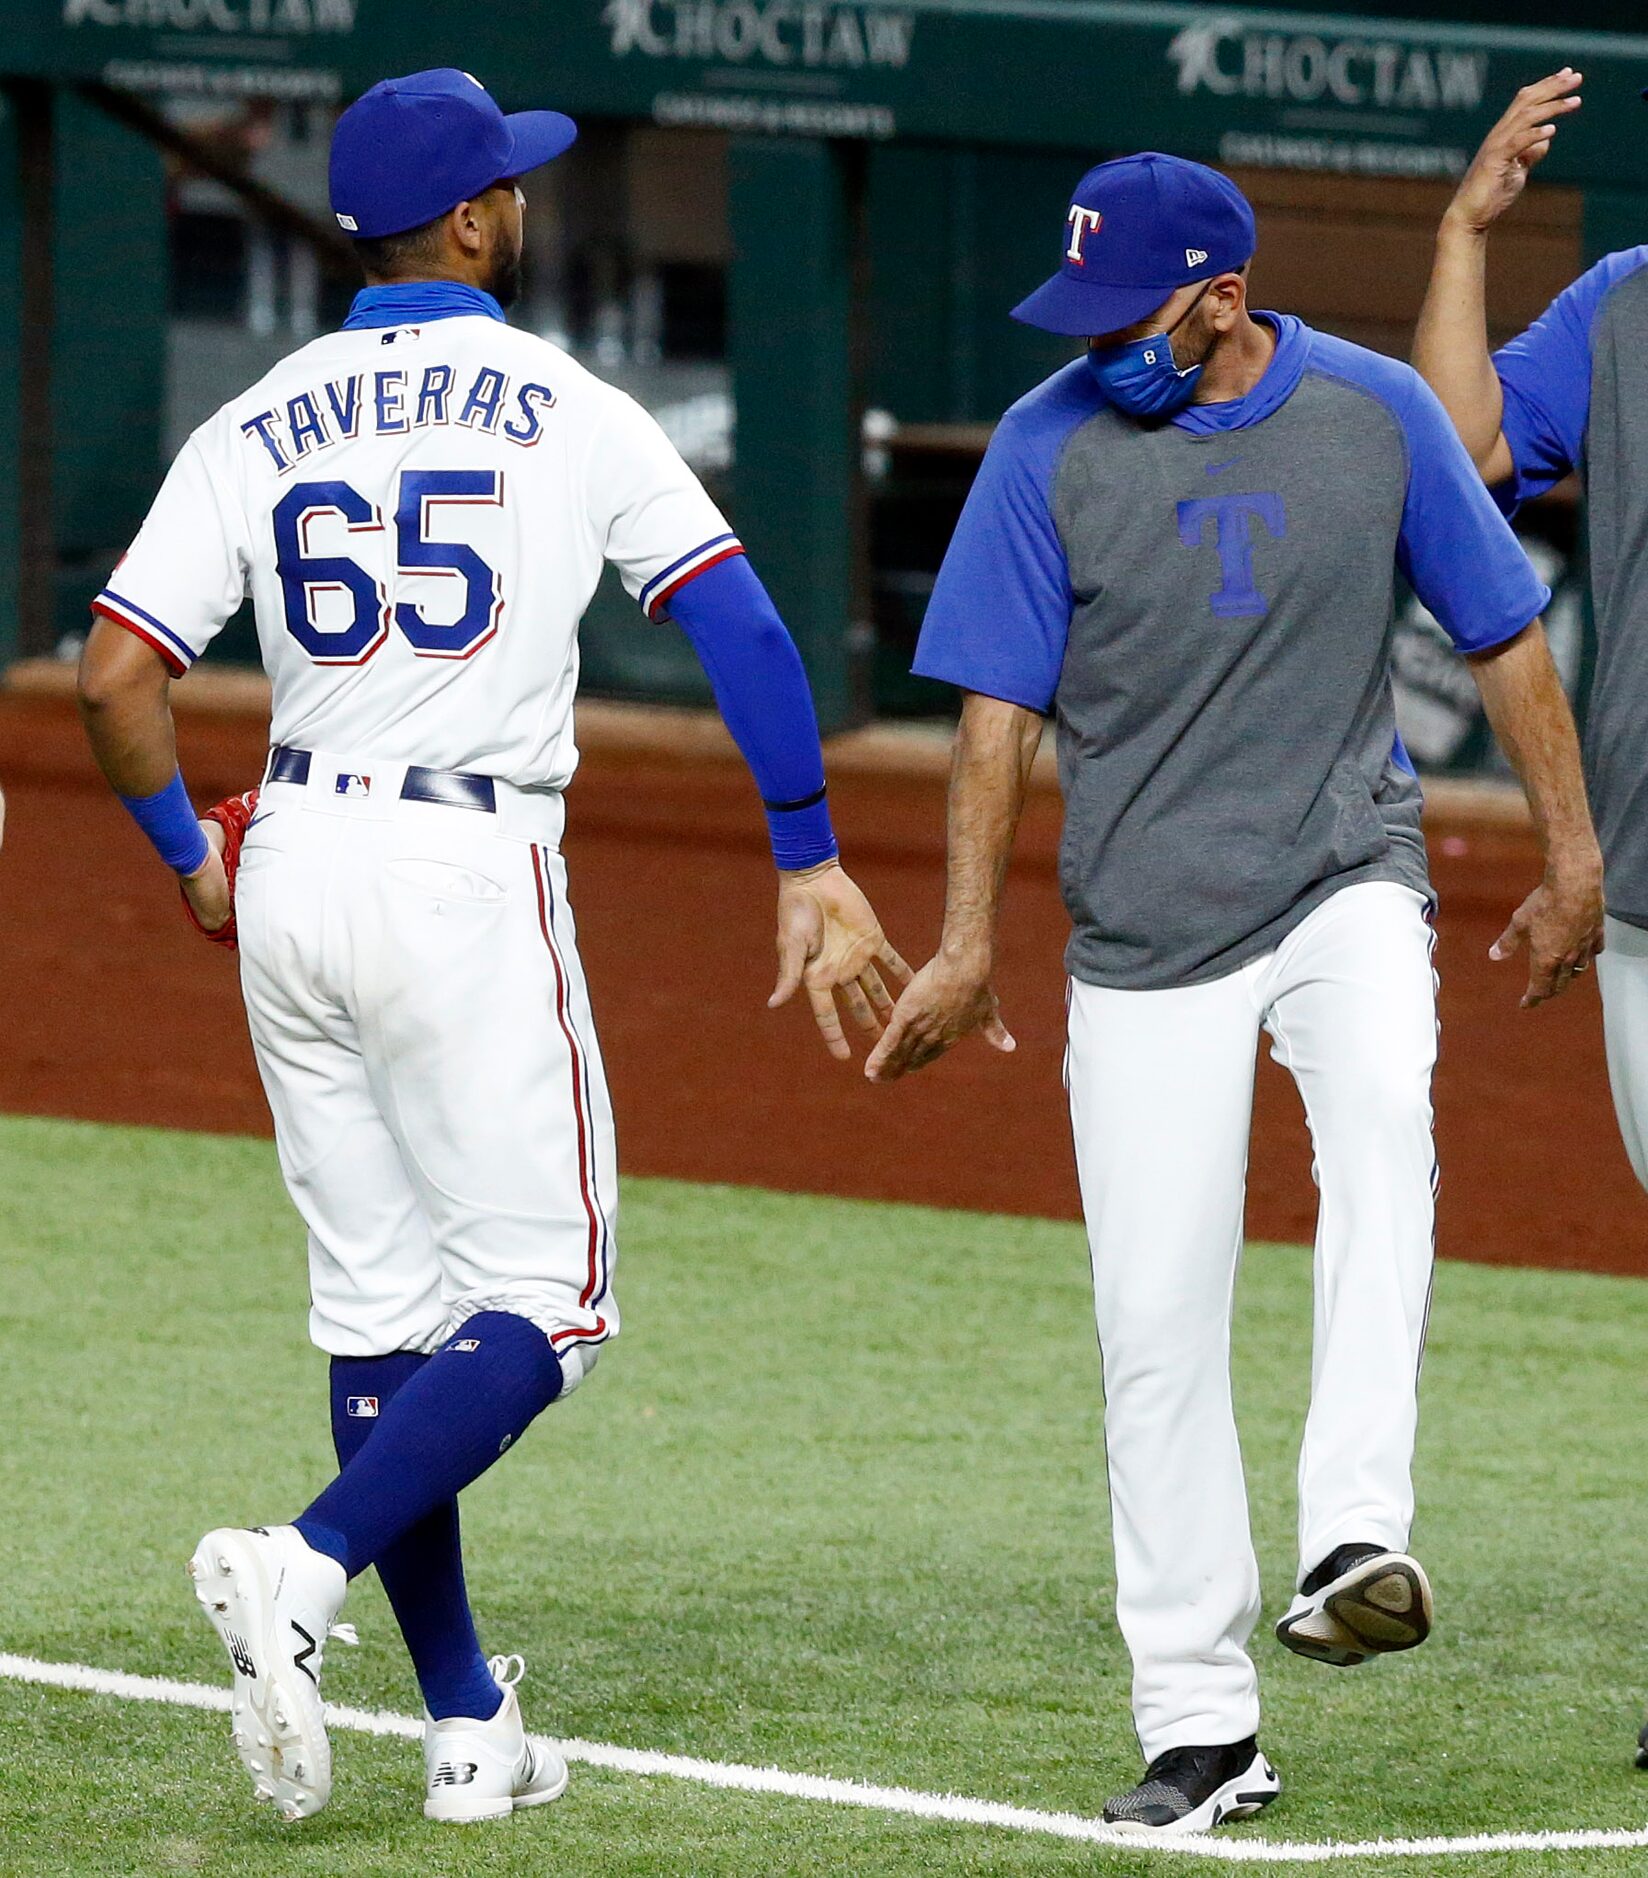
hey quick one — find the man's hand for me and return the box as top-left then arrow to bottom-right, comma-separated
1445,69 -> 1581,235
1490,847 -> 1605,1007
182,820 -> 233,937
180,787 -> 263,950
863,947 -> 1015,1083
770,859 -> 912,1060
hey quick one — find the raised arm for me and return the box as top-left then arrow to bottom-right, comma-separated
1466,623 -> 1604,1006
864,692 -> 1039,1082
1413,69 -> 1582,484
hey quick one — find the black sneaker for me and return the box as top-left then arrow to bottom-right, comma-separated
1635,1716 -> 1647,1771
1276,1542 -> 1433,1666
1103,1737 -> 1280,1833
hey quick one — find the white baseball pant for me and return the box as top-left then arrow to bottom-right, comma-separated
234,751 -> 617,1395
1598,914 -> 1648,1192
1065,880 -> 1438,1759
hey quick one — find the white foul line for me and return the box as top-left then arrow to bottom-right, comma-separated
3,1652 -> 1646,1865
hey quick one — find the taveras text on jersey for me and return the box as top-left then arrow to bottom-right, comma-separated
240,355 -> 557,473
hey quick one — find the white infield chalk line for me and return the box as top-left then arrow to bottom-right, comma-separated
4,1652 -> 1646,1865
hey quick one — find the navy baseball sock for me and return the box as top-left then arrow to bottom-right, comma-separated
324,1352 -> 503,1723
297,1312 -> 563,1587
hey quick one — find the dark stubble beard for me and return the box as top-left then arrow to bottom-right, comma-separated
487,237 -> 523,309
1167,303 -> 1219,375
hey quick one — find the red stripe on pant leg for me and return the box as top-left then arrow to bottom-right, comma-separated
543,862 -> 614,1311
551,1320 -> 609,1347
539,844 -> 613,1307
533,844 -> 602,1308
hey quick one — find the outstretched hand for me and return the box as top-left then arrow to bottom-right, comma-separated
863,950 -> 1015,1083
771,860 -> 913,1060
1446,69 -> 1582,234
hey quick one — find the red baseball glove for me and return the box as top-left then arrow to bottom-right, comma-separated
180,787 -> 259,951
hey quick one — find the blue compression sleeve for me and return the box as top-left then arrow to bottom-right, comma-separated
663,555 -> 839,870
118,770 -> 210,875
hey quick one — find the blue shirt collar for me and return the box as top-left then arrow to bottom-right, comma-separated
343,281 -> 507,331
1169,314 -> 1307,434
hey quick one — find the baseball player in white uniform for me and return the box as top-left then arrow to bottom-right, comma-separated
77,69 -> 905,1827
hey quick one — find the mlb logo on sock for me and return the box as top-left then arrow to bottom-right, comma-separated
335,773 -> 372,797
346,1395 -> 379,1418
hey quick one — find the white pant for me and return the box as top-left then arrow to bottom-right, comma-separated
1598,915 -> 1648,1192
236,752 -> 617,1394
1066,881 -> 1437,1759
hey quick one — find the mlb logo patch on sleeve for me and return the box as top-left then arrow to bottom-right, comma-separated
346,1396 -> 380,1418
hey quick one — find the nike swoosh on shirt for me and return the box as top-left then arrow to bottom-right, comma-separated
1205,456 -> 1243,476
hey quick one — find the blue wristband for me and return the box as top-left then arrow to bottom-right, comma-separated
764,789 -> 839,871
118,770 -> 210,875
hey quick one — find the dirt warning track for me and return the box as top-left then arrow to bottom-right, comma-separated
0,686 -> 1640,1277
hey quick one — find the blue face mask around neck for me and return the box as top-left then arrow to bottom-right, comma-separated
1086,284 -> 1213,420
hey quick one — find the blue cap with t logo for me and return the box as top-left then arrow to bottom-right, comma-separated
330,68 -> 578,240
1012,152 -> 1256,338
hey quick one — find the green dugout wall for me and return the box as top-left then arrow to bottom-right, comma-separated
3,2 -> 1648,715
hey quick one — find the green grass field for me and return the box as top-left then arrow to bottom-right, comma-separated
0,1112 -> 1643,1878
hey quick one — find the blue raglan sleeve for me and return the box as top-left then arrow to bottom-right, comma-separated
1492,248 -> 1648,510
1394,368 -> 1550,655
912,396 -> 1075,716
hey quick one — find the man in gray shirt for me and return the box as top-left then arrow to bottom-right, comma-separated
868,152 -> 1603,1833
1413,61 -> 1648,1776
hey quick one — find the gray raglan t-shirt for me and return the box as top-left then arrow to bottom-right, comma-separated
915,315 -> 1551,990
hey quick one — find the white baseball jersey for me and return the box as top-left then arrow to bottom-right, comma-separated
97,311 -> 740,787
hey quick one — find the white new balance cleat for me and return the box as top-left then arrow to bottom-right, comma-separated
187,1524 -> 353,1821
423,1654 -> 570,1824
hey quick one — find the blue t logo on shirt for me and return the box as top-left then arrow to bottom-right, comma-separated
1176,492 -> 1287,619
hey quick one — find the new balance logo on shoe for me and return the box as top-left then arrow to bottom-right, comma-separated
431,1762 -> 479,1787
291,1621 -> 318,1684
226,1632 -> 257,1679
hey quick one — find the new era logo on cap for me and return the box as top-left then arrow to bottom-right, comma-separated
1186,247 -> 1209,267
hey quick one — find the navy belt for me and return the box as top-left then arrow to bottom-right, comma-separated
267,746 -> 497,813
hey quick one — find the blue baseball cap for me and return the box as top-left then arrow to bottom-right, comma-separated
1012,153 -> 1256,337
330,68 -> 578,240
